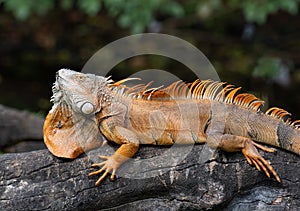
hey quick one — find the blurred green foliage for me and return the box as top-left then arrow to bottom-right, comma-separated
197,0 -> 299,24
228,0 -> 299,24
0,0 -> 55,20
0,0 -> 299,33
0,0 -> 184,33
252,56 -> 282,79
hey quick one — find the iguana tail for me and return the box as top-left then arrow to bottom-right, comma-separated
268,117 -> 300,155
246,107 -> 300,155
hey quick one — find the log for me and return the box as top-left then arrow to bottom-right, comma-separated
0,104 -> 44,148
1,143 -> 300,210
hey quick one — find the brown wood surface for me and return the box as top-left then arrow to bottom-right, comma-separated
1,144 -> 300,210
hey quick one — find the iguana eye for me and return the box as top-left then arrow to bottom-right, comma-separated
81,102 -> 94,115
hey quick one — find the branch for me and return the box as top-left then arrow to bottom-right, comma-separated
1,144 -> 300,210
0,104 -> 44,147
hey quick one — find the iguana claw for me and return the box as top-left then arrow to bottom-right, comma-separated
242,140 -> 281,182
89,155 -> 119,186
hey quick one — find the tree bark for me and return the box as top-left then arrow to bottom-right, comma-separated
1,143 -> 300,210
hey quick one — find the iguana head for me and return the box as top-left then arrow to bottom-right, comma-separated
51,68 -> 112,115
44,69 -> 111,159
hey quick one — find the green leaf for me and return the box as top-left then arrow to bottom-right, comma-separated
229,0 -> 300,24
280,0 -> 299,14
2,0 -> 54,20
5,0 -> 32,20
253,57 -> 282,79
78,0 -> 102,16
60,0 -> 74,10
160,1 -> 184,17
34,0 -> 54,16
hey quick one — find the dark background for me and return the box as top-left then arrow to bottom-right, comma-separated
0,0 -> 299,118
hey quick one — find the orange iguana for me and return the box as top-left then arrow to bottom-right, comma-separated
44,69 -> 300,186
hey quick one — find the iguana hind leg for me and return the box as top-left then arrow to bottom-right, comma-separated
208,134 -> 280,182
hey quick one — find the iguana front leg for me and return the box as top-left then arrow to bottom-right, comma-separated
207,134 -> 280,182
89,125 -> 139,186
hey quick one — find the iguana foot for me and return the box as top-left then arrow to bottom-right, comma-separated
89,142 -> 139,186
242,140 -> 281,182
89,155 -> 120,186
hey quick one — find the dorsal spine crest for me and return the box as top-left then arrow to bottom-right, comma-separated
108,78 -> 300,131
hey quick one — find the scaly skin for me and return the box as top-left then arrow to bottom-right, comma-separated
44,69 -> 300,185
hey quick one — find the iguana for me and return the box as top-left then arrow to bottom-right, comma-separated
44,69 -> 300,186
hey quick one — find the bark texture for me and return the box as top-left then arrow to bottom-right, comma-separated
1,144 -> 300,210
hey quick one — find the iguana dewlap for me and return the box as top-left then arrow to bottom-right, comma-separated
44,69 -> 300,186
